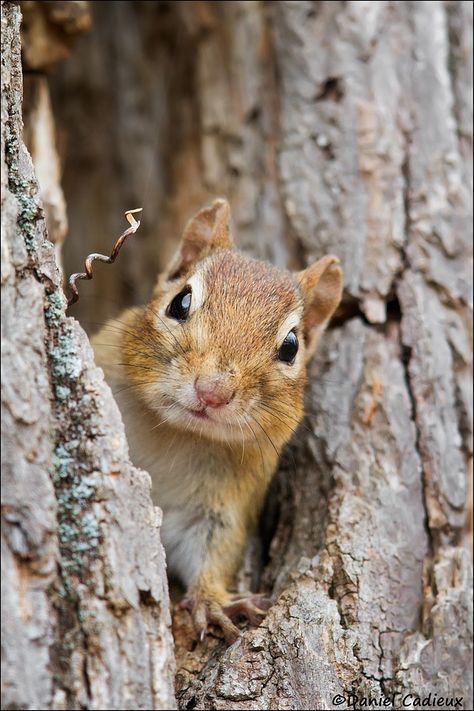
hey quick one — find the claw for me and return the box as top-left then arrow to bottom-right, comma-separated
208,602 -> 241,644
252,595 -> 272,611
228,593 -> 272,611
224,599 -> 269,626
192,600 -> 208,641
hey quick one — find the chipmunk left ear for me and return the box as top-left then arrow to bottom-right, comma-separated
296,255 -> 343,358
167,198 -> 233,279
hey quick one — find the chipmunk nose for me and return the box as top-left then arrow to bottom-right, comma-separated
194,375 -> 235,409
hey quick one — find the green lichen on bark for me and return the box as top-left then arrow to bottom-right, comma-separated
4,127 -> 43,252
45,293 -> 101,594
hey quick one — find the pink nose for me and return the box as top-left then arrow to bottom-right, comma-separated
194,375 -> 235,409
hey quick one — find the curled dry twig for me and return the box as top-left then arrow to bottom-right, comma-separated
66,208 -> 142,308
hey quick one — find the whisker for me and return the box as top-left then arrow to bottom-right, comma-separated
247,412 -> 280,460
89,317 -> 182,365
241,417 -> 265,479
144,303 -> 190,360
150,403 -> 181,432
112,380 -> 159,396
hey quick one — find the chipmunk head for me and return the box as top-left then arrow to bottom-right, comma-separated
124,199 -> 342,445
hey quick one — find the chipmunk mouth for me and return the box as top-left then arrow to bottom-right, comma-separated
159,396 -> 254,442
186,407 -> 210,420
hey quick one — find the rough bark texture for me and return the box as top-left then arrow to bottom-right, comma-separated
1,3 -> 175,709
2,1 -> 472,710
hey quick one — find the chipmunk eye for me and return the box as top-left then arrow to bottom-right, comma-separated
278,329 -> 298,364
166,285 -> 192,322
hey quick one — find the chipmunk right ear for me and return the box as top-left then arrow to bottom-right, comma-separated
167,198 -> 233,279
296,255 -> 343,359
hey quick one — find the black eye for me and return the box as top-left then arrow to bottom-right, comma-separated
278,330 -> 298,364
166,285 -> 192,322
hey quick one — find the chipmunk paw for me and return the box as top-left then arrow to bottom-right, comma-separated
180,594 -> 240,644
180,591 -> 271,644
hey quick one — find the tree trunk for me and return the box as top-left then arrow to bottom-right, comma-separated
1,3 -> 175,708
2,1 -> 472,710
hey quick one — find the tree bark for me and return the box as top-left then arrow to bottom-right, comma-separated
2,1 -> 472,710
1,3 -> 175,708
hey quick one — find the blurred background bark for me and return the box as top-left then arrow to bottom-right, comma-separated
2,1 -> 473,709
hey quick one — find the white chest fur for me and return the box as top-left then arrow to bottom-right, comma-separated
114,389 -> 222,587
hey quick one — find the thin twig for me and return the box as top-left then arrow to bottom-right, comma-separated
66,208 -> 142,308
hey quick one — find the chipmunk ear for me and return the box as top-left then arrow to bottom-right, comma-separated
167,198 -> 233,279
296,255 -> 343,359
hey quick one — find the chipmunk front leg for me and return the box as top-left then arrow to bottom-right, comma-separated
180,512 -> 271,644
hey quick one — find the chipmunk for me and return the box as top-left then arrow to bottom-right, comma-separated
92,199 -> 343,643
